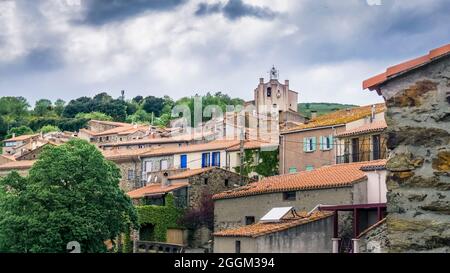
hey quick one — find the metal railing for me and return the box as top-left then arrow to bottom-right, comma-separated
336,150 -> 387,164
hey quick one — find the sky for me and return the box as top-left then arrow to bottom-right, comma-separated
0,0 -> 449,106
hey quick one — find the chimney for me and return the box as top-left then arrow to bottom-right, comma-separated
259,78 -> 264,84
285,79 -> 289,87
310,110 -> 317,119
161,171 -> 170,187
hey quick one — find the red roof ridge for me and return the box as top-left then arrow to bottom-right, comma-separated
363,43 -> 450,91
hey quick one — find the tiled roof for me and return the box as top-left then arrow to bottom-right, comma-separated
167,167 -> 214,180
226,140 -> 278,152
336,120 -> 387,138
0,160 -> 36,171
89,120 -> 130,127
363,44 -> 450,91
213,160 -> 386,200
357,218 -> 386,239
99,135 -> 193,147
213,211 -> 333,237
94,125 -> 148,137
127,183 -> 189,199
3,134 -> 39,142
281,103 -> 386,133
360,159 -> 387,171
141,140 -> 240,157
102,147 -> 154,161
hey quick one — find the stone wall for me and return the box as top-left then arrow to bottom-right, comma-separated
378,55 -> 450,252
359,220 -> 388,253
112,159 -> 142,192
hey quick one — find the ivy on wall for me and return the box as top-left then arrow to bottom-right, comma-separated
234,148 -> 279,178
135,194 -> 183,242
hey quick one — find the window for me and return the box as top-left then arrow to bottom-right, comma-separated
303,137 -> 316,152
372,134 -> 381,160
145,161 -> 153,172
320,135 -> 333,150
204,178 -> 208,185
283,191 -> 296,201
201,153 -> 211,168
224,179 -> 229,187
267,87 -> 272,97
352,138 -> 359,162
128,169 -> 135,180
245,216 -> 255,225
160,159 -> 168,170
235,241 -> 241,253
306,165 -> 314,171
180,154 -> 187,169
288,167 -> 297,173
212,152 -> 220,167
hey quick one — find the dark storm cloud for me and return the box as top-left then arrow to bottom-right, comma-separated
0,47 -> 63,76
195,0 -> 277,20
80,0 -> 187,25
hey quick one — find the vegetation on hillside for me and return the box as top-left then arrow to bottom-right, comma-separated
298,102 -> 358,118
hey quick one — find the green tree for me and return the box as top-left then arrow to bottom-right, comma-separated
34,99 -> 53,116
54,99 -> 66,116
6,126 -> 34,139
0,139 -> 138,253
39,125 -> 60,134
125,109 -> 151,124
75,112 -> 113,121
142,96 -> 165,117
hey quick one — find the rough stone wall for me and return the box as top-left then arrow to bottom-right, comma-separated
359,221 -> 388,253
379,55 -> 450,252
112,159 -> 142,192
188,168 -> 245,209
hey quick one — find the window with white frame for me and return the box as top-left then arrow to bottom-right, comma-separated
160,159 -> 168,170
320,135 -> 333,150
303,137 -> 316,152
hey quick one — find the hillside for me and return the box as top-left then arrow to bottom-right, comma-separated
298,102 -> 359,118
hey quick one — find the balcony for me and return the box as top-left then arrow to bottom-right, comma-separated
336,149 -> 387,164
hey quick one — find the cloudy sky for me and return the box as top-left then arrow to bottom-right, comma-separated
0,0 -> 449,106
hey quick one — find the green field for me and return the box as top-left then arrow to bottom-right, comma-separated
298,102 -> 359,119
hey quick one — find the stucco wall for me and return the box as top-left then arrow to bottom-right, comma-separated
280,126 -> 345,174
213,216 -> 333,253
378,55 -> 450,252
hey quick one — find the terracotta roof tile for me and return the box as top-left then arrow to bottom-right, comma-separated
336,120 -> 387,138
141,140 -> 240,157
281,104 -> 386,132
226,140 -> 278,152
102,147 -> 154,161
89,120 -> 130,127
167,167 -> 214,180
363,43 -> 450,90
213,211 -> 333,237
0,160 -> 36,171
127,183 -> 189,199
213,160 -> 387,200
3,134 -> 39,142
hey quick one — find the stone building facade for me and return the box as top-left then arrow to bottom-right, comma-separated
364,44 -> 450,252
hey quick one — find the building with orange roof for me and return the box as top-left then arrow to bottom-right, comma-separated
213,160 -> 387,234
213,208 -> 334,253
0,160 -> 36,177
363,43 -> 450,253
279,103 -> 386,174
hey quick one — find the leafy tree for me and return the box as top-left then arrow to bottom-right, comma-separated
178,189 -> 214,231
0,139 -> 138,253
34,99 -> 53,116
75,112 -> 113,121
234,149 -> 279,178
62,97 -> 93,118
125,102 -> 138,116
6,126 -> 34,139
0,96 -> 30,129
0,117 -> 8,140
132,96 -> 144,104
39,125 -> 60,134
125,109 -> 151,124
54,99 -> 66,116
142,96 -> 165,117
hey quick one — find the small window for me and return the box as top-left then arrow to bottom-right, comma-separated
306,165 -> 314,171
288,167 -> 297,173
202,153 -> 211,168
224,179 -> 229,187
235,241 -> 241,253
160,160 -> 168,170
283,191 -> 296,201
267,87 -> 272,97
204,178 -> 208,185
245,216 -> 255,225
128,169 -> 135,180
303,137 -> 316,152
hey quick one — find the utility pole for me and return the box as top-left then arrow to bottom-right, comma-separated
239,125 -> 245,186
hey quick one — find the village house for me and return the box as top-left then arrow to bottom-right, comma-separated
279,103 -> 386,174
363,43 -> 450,252
213,160 -> 387,233
126,167 -> 247,249
0,160 -> 35,178
2,134 -> 41,156
213,208 -> 333,253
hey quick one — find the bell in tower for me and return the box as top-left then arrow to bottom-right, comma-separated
269,65 -> 279,80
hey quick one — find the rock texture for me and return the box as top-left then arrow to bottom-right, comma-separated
379,55 -> 450,252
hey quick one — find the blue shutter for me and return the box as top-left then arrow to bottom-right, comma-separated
319,136 -> 324,150
216,152 -> 221,167
312,137 -> 317,151
201,153 -> 206,168
212,152 -> 219,167
303,137 -> 307,152
180,155 -> 187,169
329,135 -> 334,149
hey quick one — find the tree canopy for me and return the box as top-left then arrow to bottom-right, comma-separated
0,139 -> 138,253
